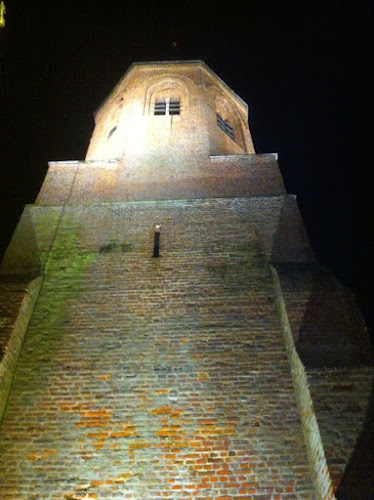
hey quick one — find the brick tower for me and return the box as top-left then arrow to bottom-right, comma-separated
0,61 -> 373,499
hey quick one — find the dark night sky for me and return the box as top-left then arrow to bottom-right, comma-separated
0,1 -> 373,340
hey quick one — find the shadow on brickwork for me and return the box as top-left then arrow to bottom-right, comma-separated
0,275 -> 39,358
274,262 -> 374,497
295,266 -> 373,368
335,380 -> 374,500
297,270 -> 374,498
296,267 -> 374,498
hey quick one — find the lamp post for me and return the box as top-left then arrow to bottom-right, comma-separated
152,224 -> 161,258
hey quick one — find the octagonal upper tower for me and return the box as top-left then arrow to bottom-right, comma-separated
86,61 -> 255,161
35,60 -> 284,205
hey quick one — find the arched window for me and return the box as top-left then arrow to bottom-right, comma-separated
145,76 -> 189,117
215,94 -> 246,151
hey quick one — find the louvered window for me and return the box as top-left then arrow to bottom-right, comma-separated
154,98 -> 180,116
154,99 -> 167,115
169,98 -> 180,115
217,113 -> 235,141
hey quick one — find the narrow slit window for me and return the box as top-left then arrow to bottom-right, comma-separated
217,113 -> 235,141
107,126 -> 117,139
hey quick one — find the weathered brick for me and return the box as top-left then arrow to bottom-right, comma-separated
0,61 -> 372,500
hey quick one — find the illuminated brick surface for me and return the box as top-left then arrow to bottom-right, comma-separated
85,62 -> 255,161
0,199 -> 315,499
0,61 -> 373,499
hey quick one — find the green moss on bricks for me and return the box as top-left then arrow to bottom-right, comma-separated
25,230 -> 97,364
99,241 -> 134,253
121,242 -> 134,252
44,233 -> 95,288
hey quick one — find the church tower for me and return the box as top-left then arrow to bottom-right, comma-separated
0,61 -> 373,499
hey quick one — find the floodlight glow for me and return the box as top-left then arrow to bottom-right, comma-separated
0,2 -> 6,27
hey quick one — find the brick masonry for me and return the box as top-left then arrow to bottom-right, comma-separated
1,199 -> 316,499
34,154 -> 285,207
0,278 -> 42,419
0,61 -> 373,499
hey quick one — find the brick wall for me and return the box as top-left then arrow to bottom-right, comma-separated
271,268 -> 335,499
274,263 -> 374,494
0,277 -> 42,422
35,154 -> 285,207
1,197 -> 372,498
307,367 -> 373,493
0,198 -> 316,498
